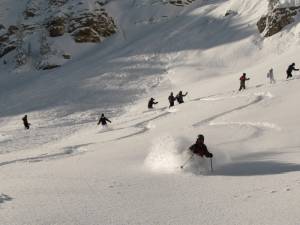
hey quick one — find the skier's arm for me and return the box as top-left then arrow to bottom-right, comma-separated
203,145 -> 213,158
154,101 -> 158,104
183,92 -> 188,97
189,144 -> 196,152
106,118 -> 111,123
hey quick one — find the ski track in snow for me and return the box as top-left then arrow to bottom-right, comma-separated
0,84 -> 280,167
0,194 -> 13,204
0,144 -> 91,167
0,82 -> 278,171
193,95 -> 264,127
100,88 -> 276,143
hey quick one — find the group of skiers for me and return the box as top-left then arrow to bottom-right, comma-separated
239,63 -> 299,91
146,90 -> 214,160
21,62 -> 300,163
148,91 -> 188,109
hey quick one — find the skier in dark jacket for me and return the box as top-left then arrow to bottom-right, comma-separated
286,63 -> 299,79
148,98 -> 158,109
176,91 -> 188,104
97,114 -> 111,126
189,134 -> 213,158
168,92 -> 176,108
239,73 -> 250,91
22,115 -> 30,129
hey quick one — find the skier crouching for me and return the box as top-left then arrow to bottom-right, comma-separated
189,134 -> 213,158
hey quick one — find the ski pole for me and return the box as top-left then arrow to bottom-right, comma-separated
210,158 -> 213,172
180,154 -> 194,169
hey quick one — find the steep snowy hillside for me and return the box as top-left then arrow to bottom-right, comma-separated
1,0 -> 300,224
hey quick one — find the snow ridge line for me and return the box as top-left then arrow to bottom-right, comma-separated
109,110 -> 171,142
193,95 -> 264,127
0,144 -> 91,167
209,121 -> 281,131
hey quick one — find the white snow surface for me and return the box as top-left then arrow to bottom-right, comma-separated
1,0 -> 300,224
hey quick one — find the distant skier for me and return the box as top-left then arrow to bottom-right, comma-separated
97,114 -> 111,126
189,134 -> 213,158
168,92 -> 176,108
286,63 -> 299,79
176,91 -> 188,104
22,115 -> 30,130
267,68 -> 275,84
239,73 -> 250,91
148,97 -> 158,109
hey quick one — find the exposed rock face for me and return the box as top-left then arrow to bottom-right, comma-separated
46,11 -> 117,41
24,1 -> 40,18
257,15 -> 267,33
49,0 -> 68,7
8,25 -> 18,35
0,44 -> 16,57
0,0 -> 117,63
257,6 -> 300,37
47,17 -> 66,37
72,27 -> 101,42
169,0 -> 195,6
225,9 -> 238,17
69,11 -> 116,42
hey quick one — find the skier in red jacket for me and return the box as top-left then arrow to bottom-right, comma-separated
239,73 -> 250,91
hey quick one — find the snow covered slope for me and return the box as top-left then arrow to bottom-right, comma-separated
1,0 -> 300,224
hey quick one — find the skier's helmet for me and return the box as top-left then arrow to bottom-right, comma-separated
198,134 -> 204,141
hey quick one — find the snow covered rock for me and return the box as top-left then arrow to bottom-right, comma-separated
49,0 -> 68,7
225,9 -> 238,17
257,6 -> 300,37
69,11 -> 116,42
169,0 -> 196,6
0,0 -> 117,70
72,27 -> 101,42
47,17 -> 66,37
0,44 -> 16,58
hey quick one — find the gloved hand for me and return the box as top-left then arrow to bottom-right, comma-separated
207,153 -> 213,158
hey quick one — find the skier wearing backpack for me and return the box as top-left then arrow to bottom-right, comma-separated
176,91 -> 188,104
22,115 -> 30,130
97,114 -> 111,126
189,134 -> 213,158
168,92 -> 176,108
286,63 -> 299,79
239,73 -> 250,91
148,97 -> 158,109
